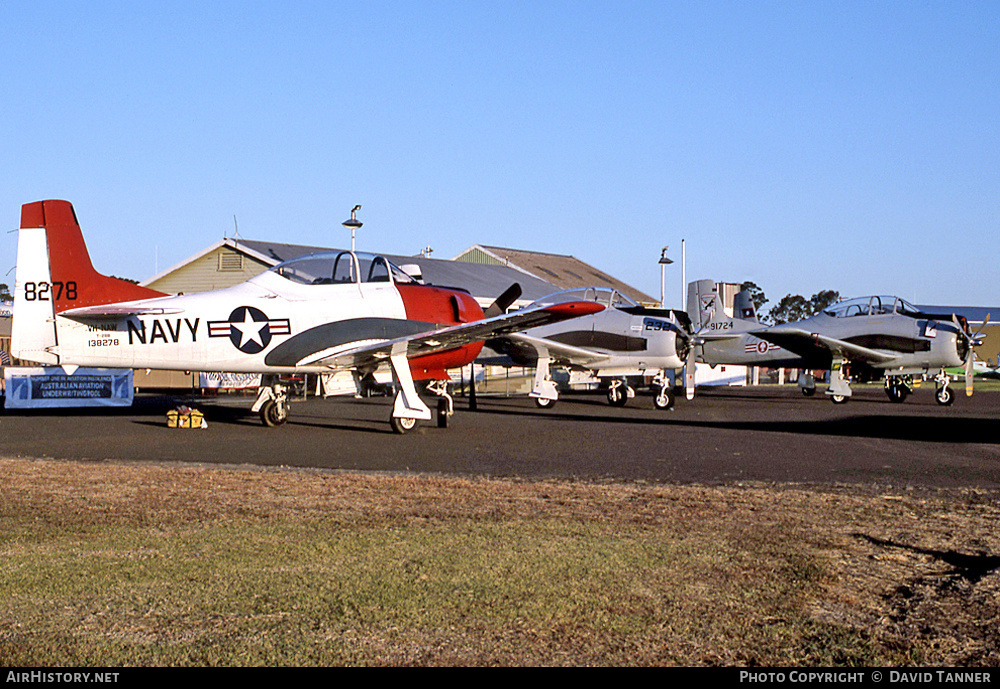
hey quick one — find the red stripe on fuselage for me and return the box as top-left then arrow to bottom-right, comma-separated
22,200 -> 166,312
396,283 -> 485,380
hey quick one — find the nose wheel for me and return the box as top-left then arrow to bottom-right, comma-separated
933,370 -> 955,406
653,386 -> 674,410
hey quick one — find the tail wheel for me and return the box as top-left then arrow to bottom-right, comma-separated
259,399 -> 289,427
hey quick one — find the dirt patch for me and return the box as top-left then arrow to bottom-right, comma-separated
2,457 -> 999,665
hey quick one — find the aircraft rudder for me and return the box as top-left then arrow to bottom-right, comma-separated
686,279 -> 724,331
19,199 -> 165,313
10,216 -> 59,364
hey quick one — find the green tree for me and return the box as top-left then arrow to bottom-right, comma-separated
809,289 -> 840,314
0,283 -> 11,301
767,289 -> 841,324
739,281 -> 768,314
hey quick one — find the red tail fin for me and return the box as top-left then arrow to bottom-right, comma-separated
20,200 -> 166,313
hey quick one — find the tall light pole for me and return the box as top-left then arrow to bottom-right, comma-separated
681,238 -> 686,311
658,246 -> 673,308
342,205 -> 362,252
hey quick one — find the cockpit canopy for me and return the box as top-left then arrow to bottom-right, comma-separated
534,287 -> 636,310
823,295 -> 921,318
270,251 -> 418,286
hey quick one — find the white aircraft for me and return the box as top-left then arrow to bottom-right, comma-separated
483,287 -> 691,409
687,279 -> 986,405
10,200 -> 603,432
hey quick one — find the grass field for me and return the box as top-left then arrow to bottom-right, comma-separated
2,458 -> 999,667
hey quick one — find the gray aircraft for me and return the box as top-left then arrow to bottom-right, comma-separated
483,286 -> 692,409
687,279 -> 985,405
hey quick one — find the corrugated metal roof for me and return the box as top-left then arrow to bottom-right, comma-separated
454,244 -> 656,304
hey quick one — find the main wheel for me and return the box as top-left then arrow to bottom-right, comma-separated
436,397 -> 450,428
801,387 -> 816,397
830,394 -> 849,405
885,383 -> 908,403
935,387 -> 954,406
607,385 -> 629,407
390,415 -> 419,434
259,398 -> 289,427
535,396 -> 556,409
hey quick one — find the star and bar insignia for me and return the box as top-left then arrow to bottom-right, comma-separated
208,307 -> 291,354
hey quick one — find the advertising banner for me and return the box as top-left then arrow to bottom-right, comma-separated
3,367 -> 134,408
198,372 -> 262,389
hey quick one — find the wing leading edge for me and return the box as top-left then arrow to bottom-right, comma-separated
294,300 -> 605,370
752,326 -> 898,366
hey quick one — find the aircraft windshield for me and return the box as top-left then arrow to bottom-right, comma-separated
823,295 -> 920,318
270,251 -> 416,286
534,287 -> 636,309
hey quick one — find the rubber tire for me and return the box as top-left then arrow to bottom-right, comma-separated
259,399 -> 289,427
653,388 -> 674,410
391,415 -> 419,434
935,387 -> 954,406
830,394 -> 849,405
607,386 -> 629,407
436,397 -> 450,428
801,387 -> 816,397
886,384 -> 908,403
535,397 -> 556,409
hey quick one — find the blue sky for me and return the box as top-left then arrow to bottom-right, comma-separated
2,1 -> 997,310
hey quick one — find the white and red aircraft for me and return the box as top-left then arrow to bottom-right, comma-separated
10,200 -> 603,432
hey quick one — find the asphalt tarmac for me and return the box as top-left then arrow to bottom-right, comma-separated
1,385 -> 998,489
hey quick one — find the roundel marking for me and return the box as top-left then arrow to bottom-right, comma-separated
228,306 -> 273,354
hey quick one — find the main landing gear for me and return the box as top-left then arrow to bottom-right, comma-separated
884,375 -> 912,403
389,383 -> 453,433
253,378 -> 291,427
606,378 -> 633,407
884,372 -> 954,406
386,352 -> 455,434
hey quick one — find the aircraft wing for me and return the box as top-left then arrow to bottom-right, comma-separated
298,300 -> 605,370
58,303 -> 183,319
752,326 -> 898,365
491,332 -> 610,366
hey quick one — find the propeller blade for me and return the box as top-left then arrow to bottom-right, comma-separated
685,345 -> 696,400
484,283 -> 523,319
966,350 -> 974,397
956,312 -> 988,398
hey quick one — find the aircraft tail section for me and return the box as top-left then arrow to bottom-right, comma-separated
686,279 -> 758,336
733,288 -> 759,323
11,200 -> 166,364
19,200 -> 165,313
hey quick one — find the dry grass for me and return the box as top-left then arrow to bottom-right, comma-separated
1,457 -> 998,666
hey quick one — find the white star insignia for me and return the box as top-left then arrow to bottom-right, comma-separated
232,309 -> 268,348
